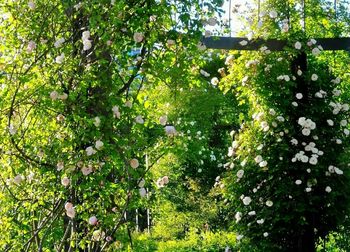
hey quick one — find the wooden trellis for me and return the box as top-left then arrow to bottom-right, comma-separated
204,0 -> 349,51
202,37 -> 350,51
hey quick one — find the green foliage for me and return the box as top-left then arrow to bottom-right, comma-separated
0,0 -> 225,250
126,230 -> 237,252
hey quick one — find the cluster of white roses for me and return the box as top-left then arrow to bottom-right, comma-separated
82,31 -> 92,51
65,202 -> 75,218
136,178 -> 147,197
156,176 -> 169,188
327,165 -> 343,176
254,155 -> 268,168
291,142 -> 323,166
329,101 -> 349,115
297,117 -> 316,136
50,91 -> 68,101
85,140 -> 103,157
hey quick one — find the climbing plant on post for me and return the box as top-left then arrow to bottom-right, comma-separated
205,0 -> 350,251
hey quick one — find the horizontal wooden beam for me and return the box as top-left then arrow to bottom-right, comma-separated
202,37 -> 350,51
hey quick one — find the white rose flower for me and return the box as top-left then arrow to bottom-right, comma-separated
282,22 -> 289,32
266,200 -> 273,207
297,70 -> 303,76
263,232 -> 269,237
28,0 -> 36,9
295,180 -> 302,185
276,116 -> 285,122
242,196 -> 252,205
211,77 -> 219,86
65,202 -> 74,210
93,117 -> 101,127
298,117 -> 306,126
66,207 -> 76,218
340,120 -> 347,126
133,32 -> 144,43
81,31 -> 90,40
291,139 -> 298,145
61,177 -> 70,187
235,212 -> 242,223
306,187 -> 312,192
54,38 -> 65,48
59,93 -> 68,100
239,40 -> 248,46
112,105 -> 121,119
89,216 -> 98,225
165,125 -> 177,136
156,178 -> 165,188
225,55 -> 235,65
331,77 -> 341,84
50,91 -> 59,100
325,186 -> 332,193
130,158 -> 139,169
334,167 -> 343,175
301,155 -> 309,163
55,53 -> 65,64
309,156 -> 318,165
200,69 -> 210,77
83,40 -> 92,51
302,128 -> 311,136
95,140 -> 104,150
81,165 -> 93,176
312,47 -> 321,56
248,211 -> 256,216
237,234 -> 244,240
332,89 -> 341,97
162,176 -> 169,184
57,161 -> 64,171
135,115 -> 144,124
254,155 -> 263,163
257,219 -> 264,224
85,146 -> 96,156
269,10 -> 278,18
311,74 -> 318,81
139,187 -> 147,197
138,178 -> 145,188
294,42 -> 302,50
259,161 -> 268,167
296,93 -> 303,99
327,119 -> 334,126
237,169 -> 244,179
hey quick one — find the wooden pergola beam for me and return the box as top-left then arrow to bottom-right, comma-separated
202,37 -> 350,51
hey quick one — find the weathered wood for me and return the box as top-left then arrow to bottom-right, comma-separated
202,37 -> 350,51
